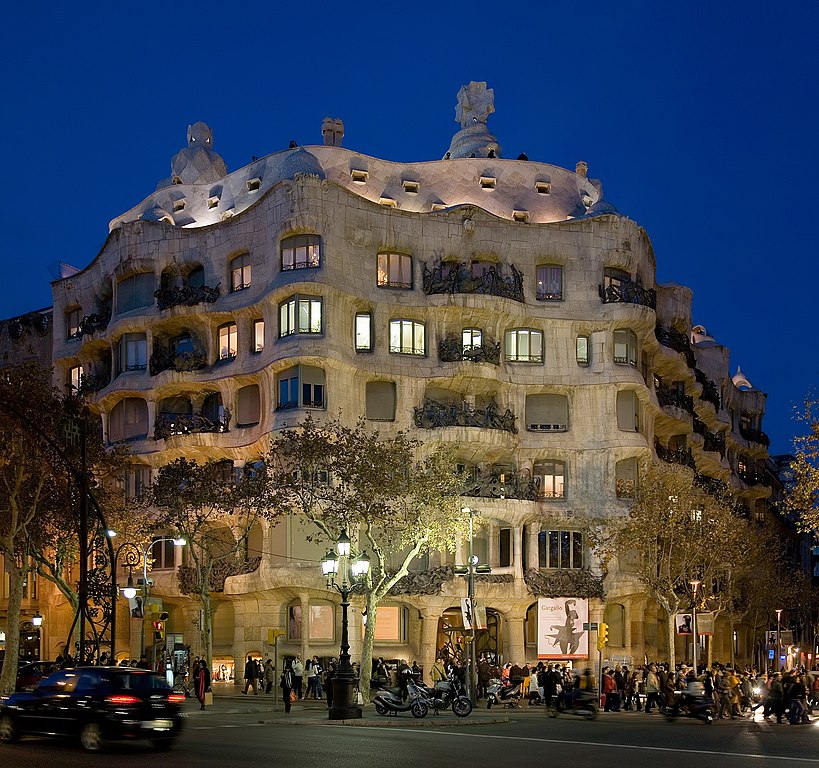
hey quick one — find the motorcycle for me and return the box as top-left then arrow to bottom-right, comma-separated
373,677 -> 429,718
665,685 -> 714,724
417,674 -> 473,717
486,676 -> 522,709
549,690 -> 598,720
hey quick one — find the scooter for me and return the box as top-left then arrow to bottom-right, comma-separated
665,688 -> 714,724
417,674 -> 473,717
372,678 -> 429,718
549,690 -> 598,720
486,677 -> 522,709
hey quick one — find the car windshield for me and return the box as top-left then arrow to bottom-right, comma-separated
108,671 -> 171,692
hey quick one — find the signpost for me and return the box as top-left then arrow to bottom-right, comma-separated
268,628 -> 285,704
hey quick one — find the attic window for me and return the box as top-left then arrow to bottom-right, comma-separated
403,180 -> 420,194
221,210 -> 235,221
246,177 -> 261,192
581,193 -> 593,207
207,196 -> 220,209
172,199 -> 186,212
535,181 -> 551,195
172,175 -> 183,185
480,176 -> 496,190
379,196 -> 397,208
431,203 -> 447,211
351,169 -> 369,184
512,210 -> 529,223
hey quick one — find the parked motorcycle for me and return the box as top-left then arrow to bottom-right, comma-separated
373,678 -> 429,718
486,677 -> 522,709
549,690 -> 598,720
417,673 -> 473,717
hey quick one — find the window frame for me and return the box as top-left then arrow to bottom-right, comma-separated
117,333 -> 148,373
613,329 -> 638,366
218,322 -> 238,360
533,459 -> 566,499
116,272 -> 155,315
504,328 -> 544,363
389,319 -> 426,356
355,311 -> 373,352
281,234 -> 322,272
276,366 -> 326,411
68,364 -> 83,392
536,264 -> 563,301
377,252 -> 413,290
538,529 -> 584,570
576,335 -> 590,366
65,307 -> 82,340
253,319 -> 265,353
230,253 -> 252,292
278,295 -> 323,338
462,327 -> 483,353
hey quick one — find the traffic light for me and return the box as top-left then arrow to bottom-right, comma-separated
153,620 -> 165,641
597,622 -> 609,650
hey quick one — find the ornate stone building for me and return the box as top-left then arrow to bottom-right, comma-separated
28,82 -> 777,677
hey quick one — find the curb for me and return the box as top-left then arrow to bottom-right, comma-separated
255,716 -> 512,727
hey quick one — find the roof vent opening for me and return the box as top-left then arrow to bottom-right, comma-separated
207,196 -> 220,209
379,196 -> 397,208
512,210 -> 529,223
172,199 -> 186,212
535,181 -> 551,195
402,180 -> 420,194
479,176 -> 496,190
246,177 -> 261,192
351,169 -> 369,184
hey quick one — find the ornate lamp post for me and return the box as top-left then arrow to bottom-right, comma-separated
321,529 -> 370,720
776,608 -> 783,672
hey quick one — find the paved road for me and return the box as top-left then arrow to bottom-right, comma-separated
3,708 -> 818,767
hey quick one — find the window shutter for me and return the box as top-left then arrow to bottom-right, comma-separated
525,394 -> 568,431
366,381 -> 396,421
123,398 -> 148,440
237,385 -> 261,426
616,390 -> 638,431
300,365 -> 325,386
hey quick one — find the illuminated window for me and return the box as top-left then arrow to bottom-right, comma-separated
377,253 -> 413,289
65,307 -> 81,339
462,328 -> 482,353
279,296 -> 322,337
504,329 -> 543,363
389,320 -> 425,356
613,329 -> 638,366
367,605 -> 407,642
533,460 -> 566,499
230,253 -> 252,292
355,312 -> 372,351
218,323 -> 238,360
68,365 -> 83,392
281,235 -> 321,271
309,603 -> 335,640
536,265 -> 563,300
253,320 -> 264,353
576,335 -> 590,366
538,530 -> 583,569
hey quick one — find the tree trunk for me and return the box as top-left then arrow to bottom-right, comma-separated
0,563 -> 27,695
201,590 -> 213,667
358,593 -> 378,703
666,612 -> 677,670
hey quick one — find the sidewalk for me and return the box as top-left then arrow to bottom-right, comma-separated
185,685 -> 511,726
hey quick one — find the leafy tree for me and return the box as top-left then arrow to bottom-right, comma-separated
595,461 -> 750,670
145,458 -> 275,664
266,415 -> 471,698
789,396 -> 819,533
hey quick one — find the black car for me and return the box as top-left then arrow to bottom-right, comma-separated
0,667 -> 184,752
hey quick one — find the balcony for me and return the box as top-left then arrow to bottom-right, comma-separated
655,326 -> 696,368
150,349 -> 207,376
438,337 -> 501,365
739,425 -> 770,447
694,473 -> 730,499
422,261 -> 524,302
77,307 -> 112,337
694,418 -> 726,456
655,440 -> 695,469
77,371 -> 109,396
460,467 -> 538,501
598,280 -> 656,310
694,368 -> 721,410
413,399 -> 517,433
657,386 -> 694,414
154,412 -> 229,440
155,284 -> 220,311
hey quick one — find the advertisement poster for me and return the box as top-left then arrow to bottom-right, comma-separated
697,612 -> 715,636
675,614 -> 693,634
675,612 -> 714,635
537,598 -> 588,659
460,599 -> 488,630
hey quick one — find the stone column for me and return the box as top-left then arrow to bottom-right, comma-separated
419,607 -> 440,685
487,523 -> 498,567
298,592 -> 310,673
512,526 -> 524,579
526,525 -> 539,571
455,538 -> 464,566
505,615 -> 525,665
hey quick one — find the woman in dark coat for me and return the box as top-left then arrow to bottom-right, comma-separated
196,659 -> 210,711
280,658 -> 295,713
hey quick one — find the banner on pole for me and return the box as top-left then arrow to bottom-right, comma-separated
697,612 -> 715,636
537,598 -> 588,659
460,599 -> 487,630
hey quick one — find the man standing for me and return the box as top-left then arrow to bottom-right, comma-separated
292,655 -> 305,699
645,664 -> 661,713
243,655 -> 258,695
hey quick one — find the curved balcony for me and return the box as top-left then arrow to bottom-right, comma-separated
154,412 -> 229,440
422,261 -> 524,302
657,386 -> 694,414
438,337 -> 501,365
155,284 -> 220,311
655,326 -> 695,368
77,307 -> 112,337
150,349 -> 207,376
739,425 -> 770,447
413,399 -> 517,433
598,280 -> 656,310
694,368 -> 721,410
461,467 -> 538,501
655,439 -> 695,469
694,418 -> 726,456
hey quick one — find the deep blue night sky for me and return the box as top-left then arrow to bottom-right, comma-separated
2,2 -> 816,453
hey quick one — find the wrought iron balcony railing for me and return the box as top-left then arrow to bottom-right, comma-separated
655,326 -> 696,368
149,349 -> 207,376
739,425 -> 770,447
422,261 -> 524,302
655,440 -> 696,468
438,337 -> 501,365
154,412 -> 229,440
657,386 -> 694,414
155,284 -> 220,311
598,280 -> 656,309
460,467 -> 539,501
77,307 -> 112,337
413,399 -> 517,433
694,368 -> 721,410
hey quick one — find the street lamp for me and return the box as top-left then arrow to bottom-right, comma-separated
321,529 -> 370,720
690,579 -> 701,674
32,612 -> 43,628
776,608 -> 783,672
139,537 -> 186,659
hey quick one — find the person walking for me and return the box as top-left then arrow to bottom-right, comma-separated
280,658 -> 295,713
243,655 -> 258,695
312,657 -> 324,699
292,655 -> 304,699
325,660 -> 336,709
645,664 -> 661,713
767,673 -> 785,723
264,659 -> 276,694
305,659 -> 317,699
196,659 -> 210,711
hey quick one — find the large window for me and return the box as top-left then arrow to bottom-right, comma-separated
218,323 -> 238,360
505,329 -> 543,363
462,328 -> 482,353
576,335 -> 590,366
355,312 -> 373,352
150,538 -> 177,570
253,320 -> 265,353
603,267 -> 630,290
117,333 -> 147,373
370,605 -> 408,642
613,329 -> 638,366
389,320 -> 425,356
108,398 -> 149,442
533,460 -> 566,499
616,390 -> 639,431
615,457 -> 638,498
536,265 -> 563,301
366,381 -> 396,421
123,465 -> 150,500
65,307 -> 81,339
281,234 -> 321,271
525,394 -> 569,432
538,530 -> 584,569
279,296 -> 322,337
236,384 -> 261,427
117,273 -> 154,314
68,365 -> 83,392
276,365 -> 326,411
377,253 -> 413,289
230,253 -> 252,292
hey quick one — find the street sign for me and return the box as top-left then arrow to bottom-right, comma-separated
768,650 -> 775,660
582,622 -> 598,631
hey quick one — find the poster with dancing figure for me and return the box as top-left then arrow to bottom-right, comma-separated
537,597 -> 588,659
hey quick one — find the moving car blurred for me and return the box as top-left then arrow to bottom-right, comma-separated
16,661 -> 58,692
0,667 -> 184,752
